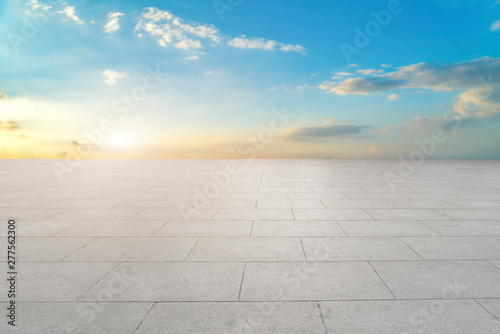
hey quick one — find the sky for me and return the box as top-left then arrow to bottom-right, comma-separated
0,0 -> 500,159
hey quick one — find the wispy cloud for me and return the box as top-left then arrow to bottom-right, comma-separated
0,121 -> 20,132
0,92 -> 6,100
491,20 -> 500,32
104,12 -> 124,34
386,93 -> 401,101
228,36 -> 305,53
357,69 -> 384,75
320,57 -> 500,95
103,70 -> 127,86
56,3 -> 85,25
282,124 -> 369,141
135,7 -> 220,50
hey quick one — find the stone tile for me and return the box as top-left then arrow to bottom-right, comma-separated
155,220 -> 252,237
56,220 -> 166,237
0,220 -> 82,237
321,200 -> 393,208
371,260 -> 500,299
80,262 -> 244,301
0,302 -> 151,334
436,209 -> 500,220
252,220 -> 346,237
301,237 -> 421,261
136,302 -> 326,334
343,193 -> 409,200
0,207 -> 69,220
49,208 -> 143,220
422,220 -> 500,236
131,208 -> 217,221
384,200 -> 458,209
338,220 -> 439,236
0,198 -> 61,208
186,238 -> 305,261
320,299 -> 500,334
17,262 -> 117,301
365,209 -> 451,220
240,262 -> 393,301
447,200 -> 500,209
65,237 -> 198,261
227,192 -> 288,200
46,198 -> 125,208
11,237 -> 94,261
293,209 -> 373,221
400,237 -> 500,260
476,299 -> 500,320
213,209 -> 293,220
256,200 -> 324,209
288,192 -> 348,200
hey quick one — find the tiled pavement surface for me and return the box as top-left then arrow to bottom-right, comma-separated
1,159 -> 500,333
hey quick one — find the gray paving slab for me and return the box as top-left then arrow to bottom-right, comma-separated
80,262 -> 245,301
301,237 -> 422,261
213,209 -> 294,220
136,302 -> 326,334
56,220 -> 167,237
436,209 -> 500,220
252,220 -> 346,237
155,220 -> 253,237
421,220 -> 500,236
65,237 -> 198,261
338,220 -> 439,236
186,237 -> 305,261
293,209 -> 373,220
16,262 -> 117,301
0,302 -> 151,334
320,299 -> 500,333
371,260 -> 500,299
365,209 -> 452,220
240,262 -> 394,301
400,237 -> 500,260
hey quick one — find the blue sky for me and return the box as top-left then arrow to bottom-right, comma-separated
0,0 -> 499,158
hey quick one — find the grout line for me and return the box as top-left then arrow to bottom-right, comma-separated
397,237 -> 426,260
133,302 -> 156,333
237,262 -> 247,302
60,237 -> 98,261
317,301 -> 329,334
151,220 -> 171,237
75,261 -> 122,301
473,299 -> 500,322
368,261 -> 397,300
183,237 -> 200,261
299,237 -> 308,261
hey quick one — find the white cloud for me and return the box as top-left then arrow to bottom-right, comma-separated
56,4 -> 85,25
0,92 -> 6,100
135,7 -> 220,50
320,57 -> 500,95
386,94 -> 401,101
227,36 -> 305,53
357,69 -> 384,75
104,12 -> 124,34
185,55 -> 199,60
103,70 -> 127,86
491,20 -> 500,32
28,0 -> 51,11
335,72 -> 354,76
381,64 -> 392,68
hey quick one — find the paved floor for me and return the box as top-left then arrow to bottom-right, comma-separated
1,159 -> 500,333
